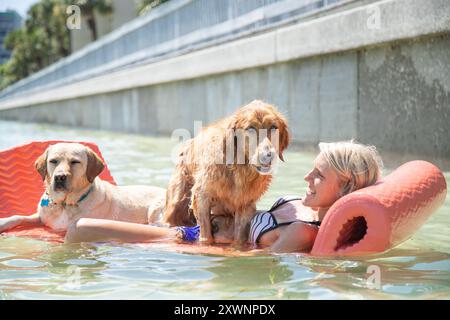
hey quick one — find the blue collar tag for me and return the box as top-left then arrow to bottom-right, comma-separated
40,198 -> 50,207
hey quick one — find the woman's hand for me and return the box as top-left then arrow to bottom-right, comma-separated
0,216 -> 21,233
0,214 -> 41,233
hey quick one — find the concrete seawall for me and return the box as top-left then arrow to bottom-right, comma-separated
0,0 -> 449,160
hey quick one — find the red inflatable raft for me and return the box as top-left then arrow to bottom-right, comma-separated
311,160 -> 447,256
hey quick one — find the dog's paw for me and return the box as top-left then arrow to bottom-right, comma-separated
199,236 -> 215,245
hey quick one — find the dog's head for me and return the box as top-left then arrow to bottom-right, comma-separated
227,100 -> 290,174
35,143 -> 104,204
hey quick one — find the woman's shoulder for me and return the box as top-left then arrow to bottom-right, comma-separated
269,195 -> 302,211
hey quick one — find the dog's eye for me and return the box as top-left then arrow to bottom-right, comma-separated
71,160 -> 81,165
49,159 -> 58,164
270,125 -> 278,130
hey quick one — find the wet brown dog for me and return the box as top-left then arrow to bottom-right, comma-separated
163,100 -> 290,244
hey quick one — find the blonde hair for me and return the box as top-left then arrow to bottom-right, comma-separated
318,140 -> 383,197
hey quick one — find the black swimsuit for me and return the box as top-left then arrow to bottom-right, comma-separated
249,195 -> 321,245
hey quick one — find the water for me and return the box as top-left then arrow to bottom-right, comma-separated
0,120 -> 449,299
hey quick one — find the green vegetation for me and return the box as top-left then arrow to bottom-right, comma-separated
0,0 -> 113,90
0,0 -> 172,91
137,0 -> 171,16
0,0 -> 69,89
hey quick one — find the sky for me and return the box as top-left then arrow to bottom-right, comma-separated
0,0 -> 40,18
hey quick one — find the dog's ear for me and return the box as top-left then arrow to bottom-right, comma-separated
86,147 -> 105,183
35,149 -> 48,181
278,123 -> 291,162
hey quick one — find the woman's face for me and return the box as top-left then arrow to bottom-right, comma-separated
302,154 -> 342,209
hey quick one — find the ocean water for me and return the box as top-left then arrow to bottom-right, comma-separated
0,120 -> 448,299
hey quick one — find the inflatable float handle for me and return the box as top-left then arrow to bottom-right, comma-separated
311,161 -> 447,257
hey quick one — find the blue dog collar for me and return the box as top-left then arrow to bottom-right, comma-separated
40,185 -> 94,207
77,185 -> 94,203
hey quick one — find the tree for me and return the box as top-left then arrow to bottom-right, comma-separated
73,0 -> 113,41
0,0 -> 71,90
138,0 -> 171,16
26,0 -> 71,65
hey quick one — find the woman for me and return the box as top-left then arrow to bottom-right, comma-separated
250,140 -> 383,253
66,140 -> 383,252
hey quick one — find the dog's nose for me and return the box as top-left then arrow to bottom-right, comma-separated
54,174 -> 67,183
266,150 -> 273,158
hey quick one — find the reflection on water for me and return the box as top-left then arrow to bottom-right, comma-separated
0,120 -> 449,299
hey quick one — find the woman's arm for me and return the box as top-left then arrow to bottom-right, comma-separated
269,222 -> 318,253
65,218 -> 178,243
0,213 -> 41,233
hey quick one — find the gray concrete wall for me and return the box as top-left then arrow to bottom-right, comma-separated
0,0 -> 449,162
358,34 -> 450,160
1,34 -> 449,160
2,0 -> 338,101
